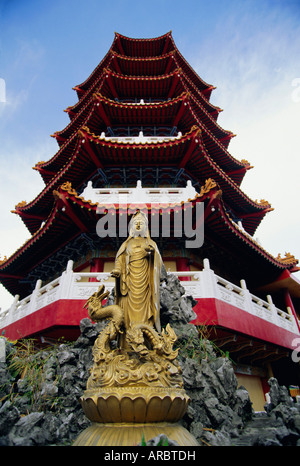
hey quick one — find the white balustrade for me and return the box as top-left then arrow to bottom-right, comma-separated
97,130 -> 182,145
81,179 -> 197,206
0,258 -> 299,337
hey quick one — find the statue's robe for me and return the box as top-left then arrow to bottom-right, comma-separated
114,235 -> 162,333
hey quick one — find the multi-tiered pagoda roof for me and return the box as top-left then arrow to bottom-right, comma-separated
0,32 -> 299,302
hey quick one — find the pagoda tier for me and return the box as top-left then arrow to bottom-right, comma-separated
76,32 -> 214,100
38,93 -> 248,187
59,91 -> 228,150
0,180 -> 298,301
14,31 -> 266,242
39,91 -> 242,183
16,126 -> 269,236
71,62 -> 218,121
57,69 -> 227,145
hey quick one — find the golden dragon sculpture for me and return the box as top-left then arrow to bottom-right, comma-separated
83,285 -> 183,389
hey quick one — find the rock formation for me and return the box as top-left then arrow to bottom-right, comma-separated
0,271 -> 299,446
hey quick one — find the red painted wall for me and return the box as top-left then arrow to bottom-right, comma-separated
192,298 -> 298,351
2,299 -> 89,341
2,296 -> 299,350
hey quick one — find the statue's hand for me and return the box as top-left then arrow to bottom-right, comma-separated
145,245 -> 154,255
111,269 -> 121,278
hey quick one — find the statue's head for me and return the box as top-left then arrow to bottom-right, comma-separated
129,210 -> 149,237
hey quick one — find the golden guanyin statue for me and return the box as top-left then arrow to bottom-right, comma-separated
112,211 -> 162,335
74,211 -> 199,446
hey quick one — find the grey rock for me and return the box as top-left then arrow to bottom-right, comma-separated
0,337 -> 6,363
40,381 -> 58,398
56,413 -> 75,440
17,377 -> 32,395
189,421 -> 203,440
270,403 -> 300,432
57,348 -> 76,366
201,429 -> 232,446
0,401 -> 20,437
233,386 -> 253,422
0,273 -> 299,447
8,412 -> 45,446
213,358 -> 238,399
181,357 -> 200,389
266,377 -> 293,410
294,414 -> 300,433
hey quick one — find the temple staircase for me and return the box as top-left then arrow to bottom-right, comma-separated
233,411 -> 290,446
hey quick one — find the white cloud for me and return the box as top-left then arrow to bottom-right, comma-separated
0,37 -> 45,121
0,140 -> 53,310
211,58 -> 300,257
188,4 -> 300,279
0,88 -> 29,120
0,78 -> 6,103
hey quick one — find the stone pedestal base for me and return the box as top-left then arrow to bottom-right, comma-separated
73,422 -> 199,446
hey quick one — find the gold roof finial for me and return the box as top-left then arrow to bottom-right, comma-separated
14,200 -> 27,209
276,252 -> 298,265
0,255 -> 7,265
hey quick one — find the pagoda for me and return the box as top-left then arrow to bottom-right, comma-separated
0,32 -> 299,410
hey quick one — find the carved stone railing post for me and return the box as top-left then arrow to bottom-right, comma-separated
29,279 -> 42,315
59,260 -> 74,299
201,258 -> 218,298
240,279 -> 255,316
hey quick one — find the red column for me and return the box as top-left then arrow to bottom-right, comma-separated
176,257 -> 190,281
89,258 -> 104,282
284,288 -> 300,333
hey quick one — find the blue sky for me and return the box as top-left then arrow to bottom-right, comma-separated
0,0 -> 300,309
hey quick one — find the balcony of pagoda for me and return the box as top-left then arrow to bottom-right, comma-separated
102,126 -> 181,138
0,258 -> 299,351
81,177 -> 196,205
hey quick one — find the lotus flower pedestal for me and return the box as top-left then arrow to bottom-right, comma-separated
74,386 -> 198,446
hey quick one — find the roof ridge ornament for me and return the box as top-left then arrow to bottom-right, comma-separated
276,252 -> 298,265
12,200 -> 27,212
255,198 -> 273,209
0,255 -> 7,265
33,161 -> 46,168
199,178 -> 218,196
